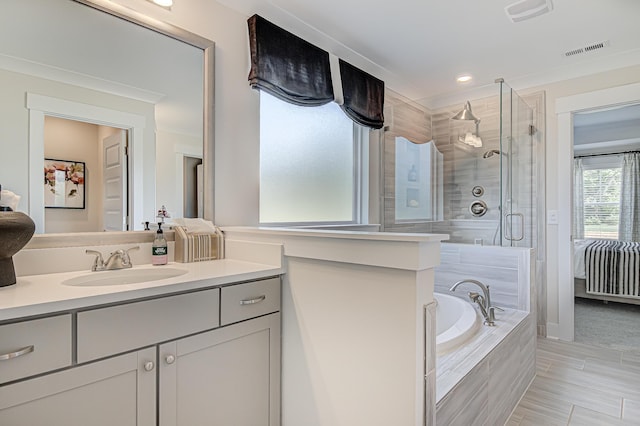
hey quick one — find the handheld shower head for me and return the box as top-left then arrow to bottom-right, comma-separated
482,149 -> 505,158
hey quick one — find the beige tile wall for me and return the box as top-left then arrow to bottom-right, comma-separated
381,87 -> 547,334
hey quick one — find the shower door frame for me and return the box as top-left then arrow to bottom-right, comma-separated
498,82 -> 535,248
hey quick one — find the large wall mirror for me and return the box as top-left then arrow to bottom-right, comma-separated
0,0 -> 214,234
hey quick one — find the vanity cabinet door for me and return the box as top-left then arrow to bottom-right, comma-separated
159,313 -> 281,426
0,347 -> 156,426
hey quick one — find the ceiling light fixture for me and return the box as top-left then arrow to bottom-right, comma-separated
456,75 -> 473,84
505,0 -> 553,23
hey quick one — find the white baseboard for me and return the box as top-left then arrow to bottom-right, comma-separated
546,322 -> 560,340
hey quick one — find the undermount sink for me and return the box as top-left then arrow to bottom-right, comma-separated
63,267 -> 187,287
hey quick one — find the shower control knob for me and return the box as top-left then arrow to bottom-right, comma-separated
469,200 -> 488,217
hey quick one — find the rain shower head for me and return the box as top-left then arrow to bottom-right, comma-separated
482,149 -> 506,158
453,101 -> 482,147
451,101 -> 480,123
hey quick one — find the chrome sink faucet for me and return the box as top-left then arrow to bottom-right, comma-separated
449,279 -> 500,326
86,246 -> 140,272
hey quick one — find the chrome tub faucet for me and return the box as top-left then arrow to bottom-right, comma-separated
86,246 -> 140,272
449,279 -> 500,326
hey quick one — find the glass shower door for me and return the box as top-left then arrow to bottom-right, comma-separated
499,81 -> 534,247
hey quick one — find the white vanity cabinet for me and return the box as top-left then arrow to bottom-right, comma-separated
0,347 -> 156,426
0,276 -> 281,426
159,312 -> 280,426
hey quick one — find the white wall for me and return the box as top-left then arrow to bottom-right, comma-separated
520,64 -> 640,336
108,0 -> 261,226
108,1 -> 640,336
155,129 -> 202,218
110,0 -> 393,227
0,68 -> 156,221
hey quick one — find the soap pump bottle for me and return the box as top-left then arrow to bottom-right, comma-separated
152,223 -> 168,265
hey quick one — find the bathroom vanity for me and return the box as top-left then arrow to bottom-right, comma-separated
4,228 -> 448,426
0,239 -> 283,426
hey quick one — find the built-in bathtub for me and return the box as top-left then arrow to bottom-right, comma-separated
433,293 -> 535,425
431,244 -> 536,424
434,293 -> 481,355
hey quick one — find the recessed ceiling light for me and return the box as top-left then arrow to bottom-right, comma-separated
456,75 -> 473,84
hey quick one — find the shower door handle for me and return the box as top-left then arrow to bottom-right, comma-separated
504,213 -> 525,241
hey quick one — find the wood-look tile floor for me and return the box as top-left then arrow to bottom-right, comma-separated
505,337 -> 640,425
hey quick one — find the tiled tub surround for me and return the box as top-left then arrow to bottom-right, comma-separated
434,243 -> 534,311
436,310 -> 535,425
433,243 -> 536,425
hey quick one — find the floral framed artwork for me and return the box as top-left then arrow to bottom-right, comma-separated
44,159 -> 85,209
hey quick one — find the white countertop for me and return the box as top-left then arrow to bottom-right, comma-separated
0,259 -> 282,322
223,226 -> 449,243
222,227 -> 448,271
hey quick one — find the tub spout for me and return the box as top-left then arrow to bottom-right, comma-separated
450,279 -> 496,326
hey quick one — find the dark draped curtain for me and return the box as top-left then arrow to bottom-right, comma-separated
247,14 -> 333,106
247,14 -> 385,129
339,59 -> 385,129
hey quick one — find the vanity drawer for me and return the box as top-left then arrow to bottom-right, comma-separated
77,288 -> 220,363
221,277 -> 281,325
0,315 -> 72,384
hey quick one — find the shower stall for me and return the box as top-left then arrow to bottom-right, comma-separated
493,79 -> 535,248
381,79 -> 537,249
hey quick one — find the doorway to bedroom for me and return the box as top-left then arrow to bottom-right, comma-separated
571,103 -> 640,351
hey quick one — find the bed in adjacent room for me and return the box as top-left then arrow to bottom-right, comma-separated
574,239 -> 640,305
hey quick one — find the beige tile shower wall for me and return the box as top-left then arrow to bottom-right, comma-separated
382,89 -> 435,232
429,92 -> 544,251
430,97 -> 503,244
381,90 -> 507,241
381,87 -> 547,335
524,91 -> 547,336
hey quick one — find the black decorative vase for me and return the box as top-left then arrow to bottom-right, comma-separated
0,212 -> 35,287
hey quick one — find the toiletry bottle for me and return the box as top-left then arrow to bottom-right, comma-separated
152,223 -> 168,265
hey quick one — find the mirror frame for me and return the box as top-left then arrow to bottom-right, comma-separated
29,0 -> 214,247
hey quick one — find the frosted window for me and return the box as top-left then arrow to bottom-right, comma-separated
260,93 -> 355,223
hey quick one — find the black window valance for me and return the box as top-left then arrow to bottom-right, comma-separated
247,14 -> 385,129
339,59 -> 385,129
247,14 -> 334,107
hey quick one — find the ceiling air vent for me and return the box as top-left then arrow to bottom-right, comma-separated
563,40 -> 610,58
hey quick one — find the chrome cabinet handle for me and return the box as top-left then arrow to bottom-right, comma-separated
165,355 -> 175,365
240,295 -> 266,305
144,361 -> 155,372
0,345 -> 35,361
